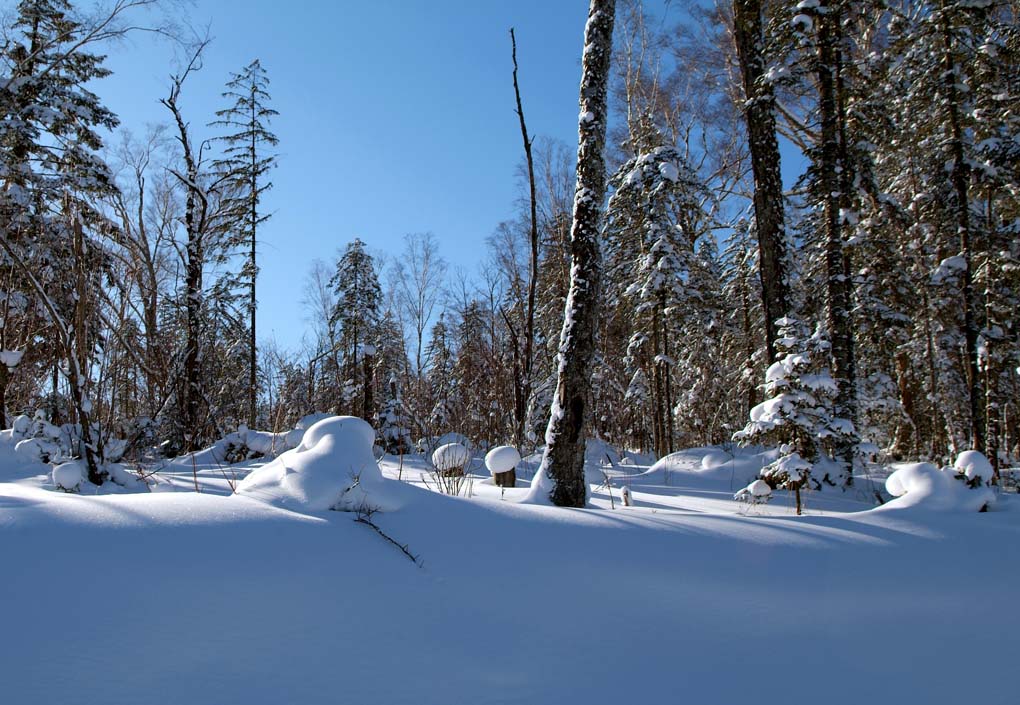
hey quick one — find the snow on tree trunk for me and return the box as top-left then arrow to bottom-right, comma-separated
732,0 -> 790,363
527,0 -> 615,507
816,3 -> 858,481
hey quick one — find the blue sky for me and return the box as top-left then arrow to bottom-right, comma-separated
97,0 -> 610,352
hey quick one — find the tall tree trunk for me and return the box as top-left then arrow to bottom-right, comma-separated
732,0 -> 790,362
817,3 -> 857,479
940,8 -> 984,453
529,0 -> 615,507
248,89 -> 258,430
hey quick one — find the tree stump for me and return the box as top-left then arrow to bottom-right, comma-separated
493,468 -> 516,488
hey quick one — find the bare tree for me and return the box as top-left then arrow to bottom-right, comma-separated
528,0 -> 616,507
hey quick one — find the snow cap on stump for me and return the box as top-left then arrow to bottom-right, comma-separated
485,445 -> 521,475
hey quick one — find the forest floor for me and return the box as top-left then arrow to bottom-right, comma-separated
1,435 -> 1018,704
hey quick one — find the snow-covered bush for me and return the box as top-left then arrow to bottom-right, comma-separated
953,450 -> 994,487
237,416 -> 407,512
883,462 -> 994,512
760,449 -> 811,513
733,479 -> 772,509
432,442 -> 470,475
733,317 -> 857,502
52,461 -> 83,492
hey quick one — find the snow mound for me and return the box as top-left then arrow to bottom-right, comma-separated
485,445 -> 521,474
740,479 -> 772,498
701,449 -> 730,470
882,463 -> 994,512
237,416 -> 407,512
16,437 -> 61,464
432,443 -> 470,472
52,461 -> 83,491
954,450 -> 993,484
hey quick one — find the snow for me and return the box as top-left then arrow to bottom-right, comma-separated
484,445 -> 521,474
237,416 -> 409,512
52,460 -> 82,491
734,478 -> 772,501
657,160 -> 679,183
763,452 -> 812,484
0,349 -> 24,368
882,462 -> 994,512
792,14 -> 813,31
1,432 -> 1018,704
954,450 -> 994,483
431,442 -> 471,472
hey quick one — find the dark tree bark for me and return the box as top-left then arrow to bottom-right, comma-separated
732,0 -> 790,362
162,53 -> 215,451
530,0 -> 615,507
940,8 -> 984,453
816,3 -> 857,478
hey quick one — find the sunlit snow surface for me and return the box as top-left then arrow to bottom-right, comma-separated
1,436 -> 1017,705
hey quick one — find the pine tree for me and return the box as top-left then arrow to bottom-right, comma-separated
329,239 -> 382,420
0,0 -> 121,482
604,144 -> 713,456
734,317 -> 855,511
211,59 -> 279,430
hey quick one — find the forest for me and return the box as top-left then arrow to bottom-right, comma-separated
2,1 -> 1019,703
3,0 -> 1018,500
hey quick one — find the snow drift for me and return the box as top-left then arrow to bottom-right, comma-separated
881,462 -> 994,512
236,416 -> 410,512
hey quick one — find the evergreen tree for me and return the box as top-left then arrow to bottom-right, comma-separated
329,238 -> 382,420
0,0 -> 120,482
211,59 -> 279,429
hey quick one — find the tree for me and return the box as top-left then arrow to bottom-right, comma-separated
528,0 -> 615,507
211,59 -> 279,429
734,317 -> 855,512
509,27 -> 541,450
732,0 -> 791,361
0,0 -> 125,482
329,238 -> 382,420
161,44 -> 235,450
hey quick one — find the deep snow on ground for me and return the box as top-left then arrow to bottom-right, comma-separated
1,429 -> 1018,705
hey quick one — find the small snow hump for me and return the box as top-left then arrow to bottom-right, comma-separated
237,416 -> 407,513
52,461 -> 83,492
953,450 -> 994,485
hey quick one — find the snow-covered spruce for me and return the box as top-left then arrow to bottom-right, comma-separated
733,317 -> 857,506
236,416 -> 409,512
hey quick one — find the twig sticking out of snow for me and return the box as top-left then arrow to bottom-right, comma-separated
354,506 -> 422,568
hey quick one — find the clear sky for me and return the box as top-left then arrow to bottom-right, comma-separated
96,0 -> 608,353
